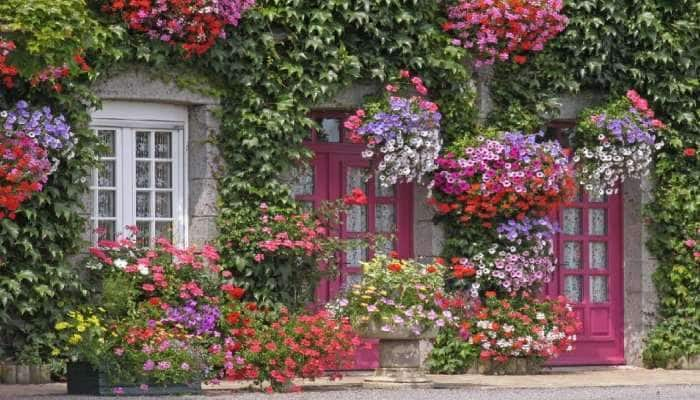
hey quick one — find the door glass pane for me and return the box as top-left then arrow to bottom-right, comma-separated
154,131 -> 172,158
562,208 -> 582,235
97,191 -> 115,218
346,205 -> 367,232
563,241 -> 582,270
136,131 -> 150,158
299,201 -> 314,213
590,276 -> 609,303
318,118 -> 341,142
155,192 -> 172,218
98,130 -> 115,157
589,208 -> 607,235
346,167 -> 367,193
136,162 -> 150,188
136,192 -> 151,218
590,242 -> 608,269
377,238 -> 395,255
97,220 -> 116,241
98,161 -> 115,187
155,162 -> 172,188
376,204 -> 395,232
342,274 -> 363,291
155,221 -> 173,240
291,164 -> 314,196
346,246 -> 367,266
564,275 -> 583,303
375,179 -> 395,197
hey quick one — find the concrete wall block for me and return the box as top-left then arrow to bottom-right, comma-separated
413,185 -> 435,222
189,178 -> 218,217
189,216 -> 218,246
315,83 -> 379,109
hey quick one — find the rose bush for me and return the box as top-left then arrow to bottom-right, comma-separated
344,70 -> 442,187
444,0 -> 569,67
573,90 -> 666,196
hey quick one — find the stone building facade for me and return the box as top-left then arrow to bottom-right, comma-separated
87,67 -> 658,366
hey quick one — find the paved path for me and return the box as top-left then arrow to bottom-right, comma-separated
1,367 -> 699,399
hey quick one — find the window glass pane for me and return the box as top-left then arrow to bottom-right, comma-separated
155,221 -> 173,241
98,130 -> 115,157
97,191 -> 115,218
299,201 -> 314,213
564,275 -> 583,303
318,118 -> 340,142
590,276 -> 609,303
98,161 -> 115,187
155,192 -> 172,218
346,167 -> 368,193
342,274 -> 363,291
136,131 -> 150,158
562,208 -> 582,235
590,242 -> 608,269
136,191 -> 151,218
291,164 -> 314,196
375,179 -> 395,197
589,208 -> 607,235
154,131 -> 172,158
563,241 -> 582,270
376,204 -> 395,232
346,205 -> 367,232
588,191 -> 607,202
155,162 -> 172,188
97,220 -> 116,241
376,238 -> 394,255
136,162 -> 151,188
136,221 -> 151,246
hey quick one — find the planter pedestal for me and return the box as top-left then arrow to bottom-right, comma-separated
362,326 -> 436,388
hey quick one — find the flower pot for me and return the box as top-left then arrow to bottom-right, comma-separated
29,364 -> 51,384
1,363 -> 16,384
15,365 -> 30,384
66,362 -> 202,396
361,323 -> 438,388
480,357 -> 544,375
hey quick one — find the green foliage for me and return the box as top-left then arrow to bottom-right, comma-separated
643,313 -> 700,369
426,327 -> 477,374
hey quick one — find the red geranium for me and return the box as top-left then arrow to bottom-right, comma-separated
0,134 -> 52,219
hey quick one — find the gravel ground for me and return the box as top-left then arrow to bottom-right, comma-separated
6,385 -> 700,400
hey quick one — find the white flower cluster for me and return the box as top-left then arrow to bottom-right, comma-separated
364,127 -> 442,188
574,139 -> 663,196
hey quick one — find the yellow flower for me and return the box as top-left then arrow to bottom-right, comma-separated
88,316 -> 100,326
361,295 -> 372,300
51,348 -> 61,356
366,286 -> 376,291
55,321 -> 70,331
76,324 -> 87,332
68,334 -> 83,345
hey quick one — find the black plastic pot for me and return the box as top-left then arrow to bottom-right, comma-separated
66,362 -> 202,396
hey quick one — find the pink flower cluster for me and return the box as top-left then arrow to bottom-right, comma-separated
444,0 -> 569,67
626,90 -> 665,128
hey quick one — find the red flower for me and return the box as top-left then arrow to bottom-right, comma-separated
684,148 -> 696,157
513,55 -> 527,64
389,250 -> 400,259
222,283 -> 246,299
343,188 -> 368,205
426,265 -> 438,273
226,312 -> 241,325
142,283 -> 156,292
388,262 -> 402,272
485,291 -> 497,298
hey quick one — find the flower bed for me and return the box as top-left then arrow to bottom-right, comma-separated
432,131 -> 575,226
443,0 -> 569,67
344,70 -> 442,187
573,90 -> 666,196
102,0 -> 256,56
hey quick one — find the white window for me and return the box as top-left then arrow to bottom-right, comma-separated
90,101 -> 188,245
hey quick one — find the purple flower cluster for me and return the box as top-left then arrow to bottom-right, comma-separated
164,301 -> 221,336
590,109 -> 657,146
497,217 -> 556,243
1,100 -> 75,153
357,97 -> 441,144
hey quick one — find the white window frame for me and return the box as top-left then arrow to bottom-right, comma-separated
90,101 -> 189,246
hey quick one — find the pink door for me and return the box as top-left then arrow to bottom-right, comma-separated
292,112 -> 414,369
547,185 -> 625,365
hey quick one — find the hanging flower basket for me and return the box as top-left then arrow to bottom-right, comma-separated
102,0 -> 256,56
572,90 -> 666,196
344,70 -> 442,188
443,0 -> 569,67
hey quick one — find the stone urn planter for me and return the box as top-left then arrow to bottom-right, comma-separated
66,362 -> 202,396
361,323 -> 438,388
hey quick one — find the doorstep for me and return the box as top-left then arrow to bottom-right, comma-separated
2,367 -> 700,398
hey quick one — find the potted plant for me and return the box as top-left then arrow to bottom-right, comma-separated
53,230 -> 224,395
330,255 -> 456,387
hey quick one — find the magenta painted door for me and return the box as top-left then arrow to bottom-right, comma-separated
291,112 -> 414,369
547,187 -> 625,365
